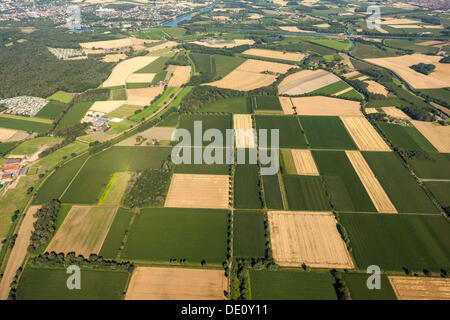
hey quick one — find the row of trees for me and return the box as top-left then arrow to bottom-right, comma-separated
28,200 -> 61,252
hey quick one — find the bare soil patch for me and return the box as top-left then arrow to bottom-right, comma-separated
278,69 -> 340,95
268,211 -> 354,269
165,174 -> 230,209
125,267 -> 227,300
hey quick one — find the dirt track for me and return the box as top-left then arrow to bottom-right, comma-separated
125,267 -> 227,300
0,205 -> 39,300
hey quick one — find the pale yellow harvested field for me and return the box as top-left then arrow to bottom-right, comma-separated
423,25 -> 444,29
280,26 -> 315,33
346,151 -> 397,213
80,38 -> 133,49
381,18 -> 421,25
101,172 -> 131,206
334,87 -> 354,96
102,53 -> 127,62
190,39 -> 255,48
365,108 -> 378,114
212,15 -> 231,21
125,267 -> 227,300
375,27 -> 389,34
418,41 -> 444,46
434,43 -> 449,48
279,96 -> 295,115
389,25 -> 422,29
103,56 -> 158,87
340,116 -> 391,151
126,86 -> 164,106
343,71 -> 361,79
84,48 -> 105,55
278,69 -> 341,95
365,54 -> 450,89
89,100 -> 126,113
167,65 -> 191,87
126,73 -> 156,83
365,80 -> 388,96
145,41 -> 178,53
206,59 -> 294,91
273,0 -> 288,6
233,114 -> 255,148
389,276 -> 450,300
314,23 -> 330,28
358,75 -> 369,81
0,206 -> 39,300
0,128 -> 18,142
243,48 -> 305,62
382,107 -> 411,120
237,59 -> 294,74
412,120 -> 450,153
290,96 -> 362,116
291,150 -> 319,176
46,206 -> 117,257
249,14 -> 263,20
339,53 -> 354,69
165,174 -> 230,209
268,211 -> 354,269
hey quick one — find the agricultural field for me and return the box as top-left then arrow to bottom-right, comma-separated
123,208 -> 228,264
313,150 -> 377,213
234,164 -> 262,209
0,115 -> 50,133
300,116 -> 357,150
252,95 -> 283,113
250,270 -> 337,300
342,273 -> 397,300
362,152 -> 440,214
268,211 -> 354,269
47,91 -> 73,103
340,213 -> 450,272
282,175 -> 330,211
388,276 -> 450,300
99,208 -> 133,259
233,211 -> 265,258
56,102 -> 93,128
278,70 -> 341,95
424,181 -> 450,208
377,122 -> 437,152
198,96 -> 251,114
125,267 -> 227,300
261,174 -> 284,210
255,115 -> 307,148
16,267 -> 129,300
290,97 -> 362,116
340,116 -> 391,151
35,101 -> 66,119
10,136 -> 63,155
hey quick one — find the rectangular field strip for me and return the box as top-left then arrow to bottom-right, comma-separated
291,149 -> 319,176
340,116 -> 390,151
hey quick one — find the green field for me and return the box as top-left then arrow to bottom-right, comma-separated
31,141 -> 89,173
16,267 -> 129,300
283,175 -> 330,211
0,141 -> 16,155
177,114 -> 232,145
129,87 -> 179,122
156,112 -> 178,127
280,149 -> 296,175
311,39 -> 351,51
234,164 -> 262,209
36,101 -> 66,119
111,88 -> 127,100
262,174 -> 284,210
123,208 -> 228,264
199,96 -> 251,113
10,137 -> 63,155
425,181 -> 450,208
342,273 -> 397,300
310,81 -> 351,95
255,115 -> 307,148
33,153 -> 89,204
47,90 -> 73,103
136,56 -> 170,73
377,122 -> 437,152
213,54 -> 245,78
313,150 -> 376,212
300,116 -> 357,150
363,152 -> 440,213
99,208 -> 133,259
0,116 -> 50,133
135,27 -> 185,40
340,213 -> 450,272
338,89 -> 362,100
56,102 -> 93,128
254,95 -> 283,111
250,270 -> 337,300
61,147 -> 171,204
233,211 -> 265,258
407,152 -> 450,179
190,52 -> 213,74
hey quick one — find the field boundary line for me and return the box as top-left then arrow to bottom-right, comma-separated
59,154 -> 91,200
